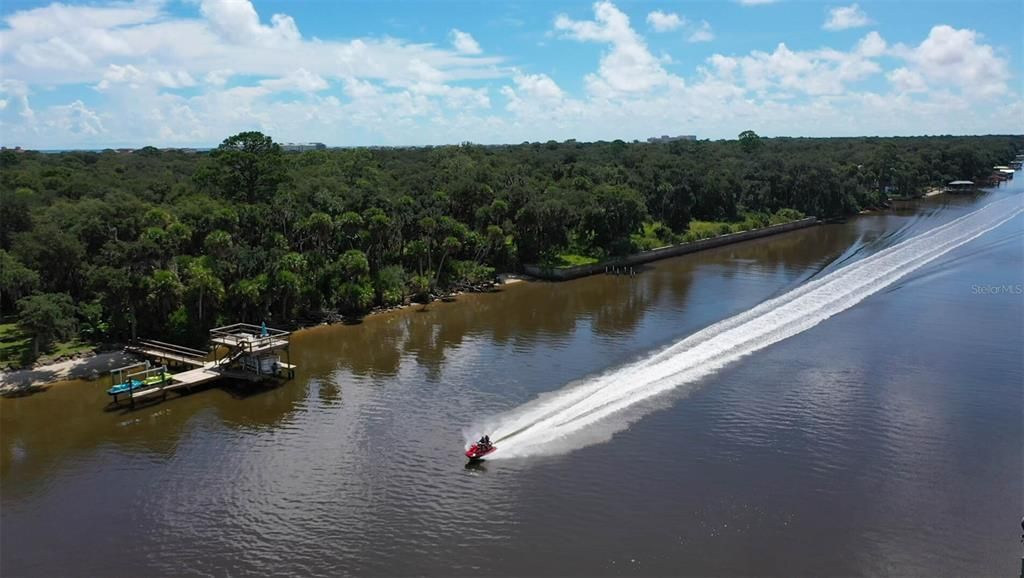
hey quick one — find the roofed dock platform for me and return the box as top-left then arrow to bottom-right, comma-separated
110,323 -> 296,409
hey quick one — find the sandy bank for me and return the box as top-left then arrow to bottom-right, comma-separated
0,351 -> 140,392
497,273 -> 535,285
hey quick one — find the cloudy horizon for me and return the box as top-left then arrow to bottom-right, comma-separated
1,0 -> 1021,149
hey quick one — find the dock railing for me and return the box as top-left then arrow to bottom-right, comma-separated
209,323 -> 291,355
136,339 -> 207,357
109,364 -> 169,407
128,339 -> 208,366
110,361 -> 150,388
125,365 -> 168,385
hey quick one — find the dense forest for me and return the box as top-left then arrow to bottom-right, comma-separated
0,132 -> 1020,358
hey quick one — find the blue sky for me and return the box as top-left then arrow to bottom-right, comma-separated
0,0 -> 1021,148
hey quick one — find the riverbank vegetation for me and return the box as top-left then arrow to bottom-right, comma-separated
0,321 -> 92,371
0,132 -> 1019,358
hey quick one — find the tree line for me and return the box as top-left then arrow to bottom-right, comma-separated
0,131 -> 1019,355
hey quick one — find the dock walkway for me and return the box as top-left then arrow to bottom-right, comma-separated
126,339 -> 207,367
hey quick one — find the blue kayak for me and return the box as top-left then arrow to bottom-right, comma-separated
107,375 -> 165,396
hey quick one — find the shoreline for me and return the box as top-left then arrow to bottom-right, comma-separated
0,350 -> 142,393
0,218 -> 835,391
4,178 -> 998,393
0,276 -> 536,392
524,217 -> 819,281
0,197 -> 955,392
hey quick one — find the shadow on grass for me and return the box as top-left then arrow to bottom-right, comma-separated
0,367 -> 59,392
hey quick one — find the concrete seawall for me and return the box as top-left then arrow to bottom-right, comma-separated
523,217 -> 819,281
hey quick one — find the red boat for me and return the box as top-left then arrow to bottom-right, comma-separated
466,436 -> 496,461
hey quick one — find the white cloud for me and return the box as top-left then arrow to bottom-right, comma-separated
892,25 -> 1010,97
95,64 -> 196,91
555,1 -> 679,96
48,99 -> 105,135
152,70 -> 197,89
0,0 -> 509,147
646,11 -> 684,32
856,31 -> 887,57
0,79 -> 34,123
704,34 -> 883,96
2,0 -> 161,44
688,21 -> 715,43
0,0 -> 503,87
204,69 -> 233,87
511,72 -> 565,101
0,0 -> 1020,148
261,68 -> 328,92
95,64 -> 145,90
200,0 -> 300,45
824,4 -> 871,31
887,68 -> 927,93
15,36 -> 93,70
450,28 -> 482,54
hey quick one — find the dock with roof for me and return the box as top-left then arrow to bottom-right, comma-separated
111,323 -> 295,408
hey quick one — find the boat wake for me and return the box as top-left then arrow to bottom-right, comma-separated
470,195 -> 1023,459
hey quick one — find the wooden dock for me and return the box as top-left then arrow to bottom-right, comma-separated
126,339 -> 207,367
111,324 -> 296,408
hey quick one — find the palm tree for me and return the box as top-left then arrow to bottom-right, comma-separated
146,269 -> 184,320
433,236 -> 461,291
186,260 -> 224,322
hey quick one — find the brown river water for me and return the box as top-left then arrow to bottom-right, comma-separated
2,180 -> 1022,577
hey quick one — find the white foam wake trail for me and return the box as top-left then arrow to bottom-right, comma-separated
477,196 -> 1023,459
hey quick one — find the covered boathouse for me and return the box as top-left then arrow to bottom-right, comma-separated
946,180 -> 975,194
108,323 -> 296,408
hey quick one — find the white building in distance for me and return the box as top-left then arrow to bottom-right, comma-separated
281,142 -> 327,152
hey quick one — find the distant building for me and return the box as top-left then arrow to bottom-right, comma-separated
647,134 -> 697,144
947,180 -> 974,193
281,142 -> 327,152
159,147 -> 201,154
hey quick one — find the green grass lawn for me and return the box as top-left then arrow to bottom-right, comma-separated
630,219 -> 735,248
542,210 -> 807,268
630,222 -> 676,251
642,210 -> 807,247
0,321 -> 94,370
0,322 -> 32,368
550,253 -> 601,268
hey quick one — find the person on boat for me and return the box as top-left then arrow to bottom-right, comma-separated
478,435 -> 491,448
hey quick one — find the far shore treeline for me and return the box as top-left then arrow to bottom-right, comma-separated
0,132 -> 1020,359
